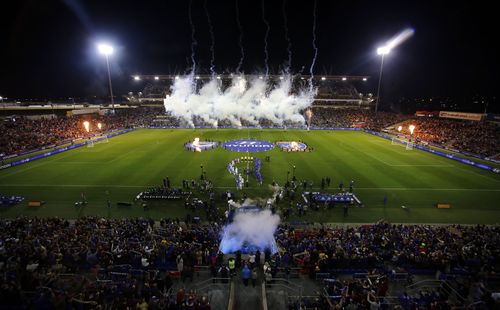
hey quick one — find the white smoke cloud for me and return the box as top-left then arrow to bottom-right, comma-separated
219,209 -> 280,254
164,74 -> 316,127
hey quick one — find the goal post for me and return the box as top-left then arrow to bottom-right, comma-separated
406,142 -> 414,150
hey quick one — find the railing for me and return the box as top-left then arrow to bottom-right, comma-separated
261,282 -> 268,310
406,279 -> 467,304
228,280 -> 236,310
265,278 -> 303,308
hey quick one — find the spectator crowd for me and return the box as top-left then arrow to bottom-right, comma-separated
0,107 -> 161,157
1,217 -> 499,308
396,118 -> 499,157
2,105 -> 498,159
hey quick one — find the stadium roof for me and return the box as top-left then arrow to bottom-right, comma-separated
131,74 -> 370,82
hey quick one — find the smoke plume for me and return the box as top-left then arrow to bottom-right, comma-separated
219,209 -> 280,254
164,74 -> 316,127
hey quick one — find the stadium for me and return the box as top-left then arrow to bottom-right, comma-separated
1,1 -> 499,309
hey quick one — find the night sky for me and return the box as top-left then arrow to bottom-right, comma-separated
1,0 -> 498,110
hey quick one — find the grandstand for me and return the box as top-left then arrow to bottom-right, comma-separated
130,74 -> 373,109
1,86 -> 499,309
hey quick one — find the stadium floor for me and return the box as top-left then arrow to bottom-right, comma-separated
1,128 -> 499,224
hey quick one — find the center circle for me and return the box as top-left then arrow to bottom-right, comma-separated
222,139 -> 274,152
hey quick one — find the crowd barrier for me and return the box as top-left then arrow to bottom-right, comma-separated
364,130 -> 497,173
0,129 -> 134,170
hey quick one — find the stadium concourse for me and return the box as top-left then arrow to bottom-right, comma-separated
1,106 -> 500,309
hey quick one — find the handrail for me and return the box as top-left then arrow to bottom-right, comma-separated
261,282 -> 268,310
227,280 -> 236,310
406,279 -> 467,303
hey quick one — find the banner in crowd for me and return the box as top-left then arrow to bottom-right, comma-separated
415,111 -> 439,117
439,111 -> 484,121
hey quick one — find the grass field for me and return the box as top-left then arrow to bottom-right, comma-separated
1,128 -> 499,224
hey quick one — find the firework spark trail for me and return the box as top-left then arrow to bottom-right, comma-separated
235,0 -> 245,73
188,0 -> 197,74
309,0 -> 318,92
262,0 -> 270,77
204,0 -> 216,77
282,0 -> 292,72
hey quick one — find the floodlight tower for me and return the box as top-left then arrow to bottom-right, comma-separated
97,43 -> 115,112
374,28 -> 415,114
375,46 -> 391,114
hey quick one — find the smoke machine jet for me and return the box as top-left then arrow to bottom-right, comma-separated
163,73 -> 317,128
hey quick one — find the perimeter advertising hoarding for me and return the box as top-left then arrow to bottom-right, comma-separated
486,113 -> 500,123
439,111 -> 484,121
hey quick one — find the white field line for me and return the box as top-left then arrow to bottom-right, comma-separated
0,184 -> 499,192
360,149 -> 451,167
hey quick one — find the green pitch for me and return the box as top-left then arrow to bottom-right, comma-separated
1,129 -> 499,224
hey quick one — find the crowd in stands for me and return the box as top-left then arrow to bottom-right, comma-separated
0,107 -> 161,156
2,105 -> 498,159
396,118 -> 500,157
309,107 -> 409,131
274,222 -> 499,273
0,217 -> 220,308
272,222 -> 499,308
2,217 -> 498,308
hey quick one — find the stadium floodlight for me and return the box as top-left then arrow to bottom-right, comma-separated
279,76 -> 284,80
97,43 -> 115,112
97,122 -> 102,130
195,76 -> 200,80
97,44 -> 114,56
217,76 -> 221,80
134,76 -> 140,81
362,77 -> 367,81
259,76 -> 264,80
321,77 -> 326,81
398,125 -> 402,132
154,76 -> 159,80
409,124 -> 415,135
175,76 -> 180,80
377,46 -> 391,55
375,28 -> 415,114
342,77 -> 347,81
83,121 -> 90,133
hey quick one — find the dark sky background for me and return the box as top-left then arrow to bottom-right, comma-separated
0,0 -> 498,111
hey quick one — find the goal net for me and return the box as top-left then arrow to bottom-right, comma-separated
392,137 -> 413,150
